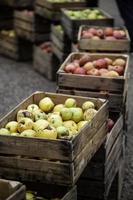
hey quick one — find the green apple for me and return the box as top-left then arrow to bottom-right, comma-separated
56,126 -> 69,138
65,98 -> 76,108
48,114 -> 63,128
26,191 -> 35,200
36,125 -> 57,139
33,119 -> 49,132
11,132 -> 20,136
77,121 -> 88,131
27,104 -> 39,113
84,108 -> 97,122
34,110 -> 47,121
70,107 -> 83,123
53,104 -> 64,113
20,130 -> 36,137
0,128 -> 10,135
18,118 -> 34,133
5,121 -> 18,133
17,109 -> 34,122
60,108 -> 72,121
39,97 -> 54,112
63,120 -> 77,132
82,101 -> 95,111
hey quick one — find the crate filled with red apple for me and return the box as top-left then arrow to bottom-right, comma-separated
35,0 -> 87,22
77,112 -> 124,200
0,91 -> 108,186
61,8 -> 114,42
33,42 -> 60,81
78,25 -> 130,52
0,29 -> 32,61
57,53 -> 129,111
51,25 -> 71,62
14,11 -> 51,43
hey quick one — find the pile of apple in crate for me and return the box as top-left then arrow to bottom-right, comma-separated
0,0 -> 131,199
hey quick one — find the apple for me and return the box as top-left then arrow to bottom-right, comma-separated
82,32 -> 93,39
53,104 -> 64,113
35,125 -> 57,139
39,97 -> 54,113
70,107 -> 83,123
60,108 -> 72,121
79,55 -> 91,66
18,118 -> 34,133
83,62 -> 94,71
56,126 -> 69,138
73,67 -> 86,75
113,58 -> 126,67
0,128 -> 10,135
82,101 -> 95,111
77,121 -> 88,131
34,110 -> 47,121
63,120 -> 77,132
88,28 -> 97,35
33,119 -> 49,132
107,118 -> 115,132
119,30 -> 126,38
87,68 -> 100,76
5,121 -> 18,133
113,30 -> 124,39
26,191 -> 35,200
108,65 -> 124,75
84,108 -> 97,122
104,57 -> 113,65
17,109 -> 34,122
92,36 -> 101,40
104,27 -> 113,36
65,98 -> 76,108
27,104 -> 39,113
11,133 -> 19,136
48,114 -> 63,128
20,130 -> 36,137
94,58 -> 108,69
103,70 -> 119,78
99,68 -> 108,76
64,63 -> 77,73
97,29 -> 104,38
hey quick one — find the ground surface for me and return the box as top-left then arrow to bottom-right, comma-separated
0,0 -> 132,199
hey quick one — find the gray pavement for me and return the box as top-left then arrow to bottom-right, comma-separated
0,0 -> 133,199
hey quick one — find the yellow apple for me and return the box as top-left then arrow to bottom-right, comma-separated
33,119 -> 49,132
65,98 -> 77,108
84,108 -> 97,122
82,101 -> 95,111
77,121 -> 88,131
53,104 -> 64,113
27,104 -> 39,113
0,128 -> 10,135
18,118 -> 34,133
20,130 -> 36,137
5,121 -> 18,133
17,109 -> 34,122
35,126 -> 57,139
39,97 -> 54,112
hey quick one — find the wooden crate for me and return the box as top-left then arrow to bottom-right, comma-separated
61,8 -> 114,42
33,45 -> 60,80
57,53 -> 129,111
77,113 -> 124,200
25,182 -> 77,200
0,179 -> 25,200
0,31 -> 33,61
14,11 -> 51,43
35,0 -> 87,21
0,91 -> 108,186
78,25 -> 130,53
0,0 -> 35,8
86,0 -> 98,6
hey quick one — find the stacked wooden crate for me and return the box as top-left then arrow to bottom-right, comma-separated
57,50 -> 129,199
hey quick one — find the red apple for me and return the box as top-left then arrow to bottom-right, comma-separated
119,30 -> 126,38
97,29 -> 104,38
88,28 -> 97,35
113,30 -> 124,39
82,31 -> 93,39
73,67 -> 86,75
107,118 -> 115,132
94,58 -> 108,69
87,68 -> 100,76
112,65 -> 124,75
104,57 -> 113,65
104,27 -> 113,36
64,63 -> 76,73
